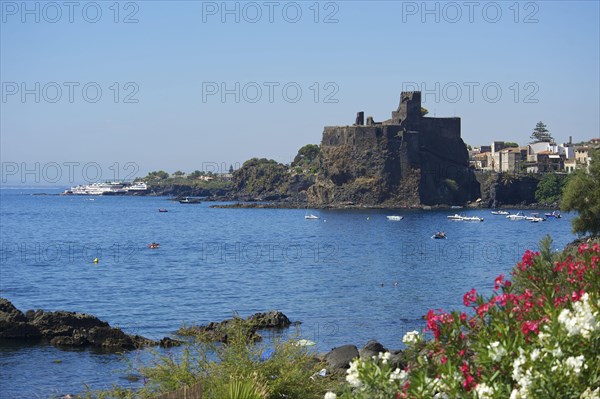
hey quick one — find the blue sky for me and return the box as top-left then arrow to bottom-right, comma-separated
1,1 -> 599,184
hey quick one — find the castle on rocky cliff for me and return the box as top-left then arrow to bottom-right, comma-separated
307,91 -> 479,206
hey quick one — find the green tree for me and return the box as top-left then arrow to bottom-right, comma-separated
421,107 -> 429,116
535,174 -> 567,204
188,170 -> 202,179
504,142 -> 519,148
291,144 -> 321,174
530,121 -> 554,143
147,170 -> 169,180
173,170 -> 185,176
561,148 -> 600,236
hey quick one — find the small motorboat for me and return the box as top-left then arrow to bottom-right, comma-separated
386,215 -> 403,221
305,214 -> 320,220
491,210 -> 509,215
147,242 -> 160,249
506,212 -> 527,220
447,214 -> 464,220
158,209 -> 168,212
179,197 -> 201,204
525,213 -> 545,222
461,216 -> 484,222
545,211 -> 562,218
432,232 -> 447,239
529,217 -> 545,223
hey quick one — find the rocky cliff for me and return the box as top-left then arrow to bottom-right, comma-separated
307,92 -> 479,207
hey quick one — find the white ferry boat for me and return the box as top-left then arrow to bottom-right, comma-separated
63,182 -> 147,195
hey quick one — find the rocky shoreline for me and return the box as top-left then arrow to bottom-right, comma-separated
1,300 -> 404,373
209,201 -> 561,210
0,298 -> 180,351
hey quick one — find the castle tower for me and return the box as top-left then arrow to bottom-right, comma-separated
391,91 -> 422,125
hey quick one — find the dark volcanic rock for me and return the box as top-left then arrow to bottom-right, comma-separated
247,311 -> 291,329
27,310 -> 109,338
0,298 -> 170,351
0,320 -> 42,339
0,298 -> 28,322
324,344 -> 359,370
0,298 -> 42,339
177,311 -> 293,343
359,340 -> 387,360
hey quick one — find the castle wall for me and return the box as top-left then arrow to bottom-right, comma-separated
420,117 -> 461,140
308,91 -> 478,207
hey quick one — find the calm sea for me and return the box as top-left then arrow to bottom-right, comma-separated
0,188 -> 577,398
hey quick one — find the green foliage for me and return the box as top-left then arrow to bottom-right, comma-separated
562,148 -> 600,236
530,121 -> 554,143
146,170 -> 170,180
291,144 -> 321,174
421,107 -> 429,116
504,142 -> 519,148
173,170 -> 185,176
535,173 -> 568,204
88,319 -> 334,399
215,377 -> 268,399
443,179 -> 458,192
500,172 -> 516,186
188,170 -> 202,179
233,158 -> 289,195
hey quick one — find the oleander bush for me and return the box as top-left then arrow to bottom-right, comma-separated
326,237 -> 599,399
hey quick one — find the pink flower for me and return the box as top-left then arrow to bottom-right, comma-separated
463,288 -> 477,307
494,274 -> 505,290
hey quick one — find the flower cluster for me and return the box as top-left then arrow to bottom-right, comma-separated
328,239 -> 600,399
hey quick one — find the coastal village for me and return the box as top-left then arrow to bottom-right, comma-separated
469,137 -> 599,174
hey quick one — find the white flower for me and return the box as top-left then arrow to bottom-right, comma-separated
551,345 -> 563,358
324,392 -> 337,399
475,383 -> 495,399
402,330 -> 420,345
378,351 -> 391,364
488,341 -> 507,362
510,389 -> 521,399
389,368 -> 407,382
581,387 -> 600,399
530,348 -> 540,362
565,355 -> 586,376
345,359 -> 362,387
558,293 -> 599,339
512,349 -> 532,398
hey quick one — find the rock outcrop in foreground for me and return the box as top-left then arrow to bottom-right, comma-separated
308,92 -> 480,207
0,298 -> 179,350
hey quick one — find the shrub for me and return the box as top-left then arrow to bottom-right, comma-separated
328,238 -> 600,399
88,319 -> 334,399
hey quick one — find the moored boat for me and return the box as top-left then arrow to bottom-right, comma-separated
545,211 -> 562,218
491,210 -> 510,215
179,197 -> 202,204
461,216 -> 484,222
506,212 -> 527,220
386,215 -> 403,221
305,214 -> 320,220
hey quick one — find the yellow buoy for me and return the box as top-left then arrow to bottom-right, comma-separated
93,258 -> 99,264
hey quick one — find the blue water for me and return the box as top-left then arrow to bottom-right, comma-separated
0,188 -> 577,398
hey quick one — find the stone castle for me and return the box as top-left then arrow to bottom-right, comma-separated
307,91 -> 479,206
